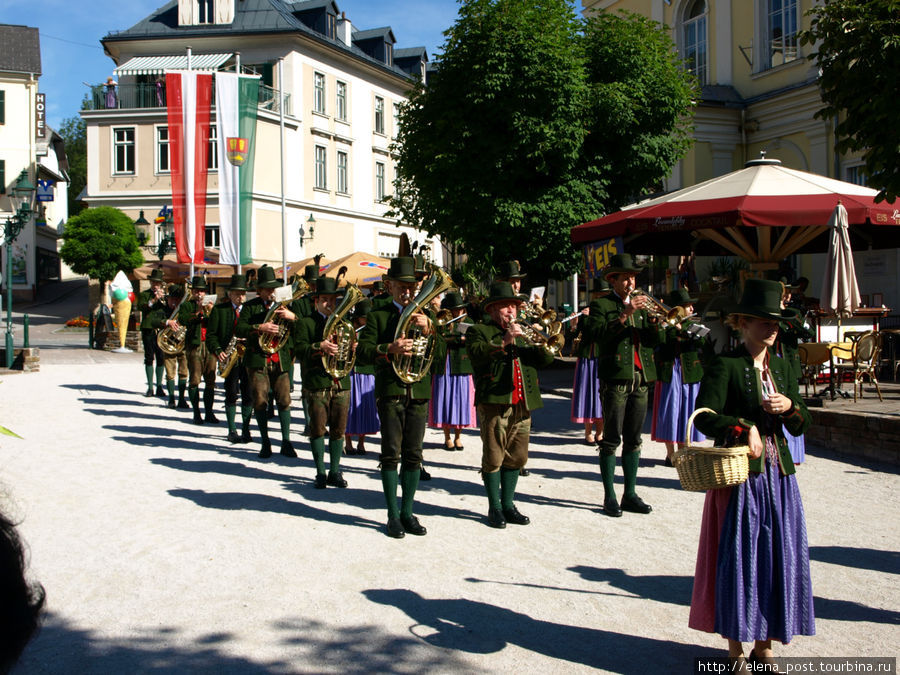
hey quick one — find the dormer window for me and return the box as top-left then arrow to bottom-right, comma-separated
385,43 -> 393,67
178,0 -> 233,26
326,13 -> 336,39
198,0 -> 214,24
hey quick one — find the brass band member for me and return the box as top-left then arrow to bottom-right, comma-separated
207,273 -> 252,444
293,276 -> 352,488
467,281 -> 555,529
180,276 -> 218,425
153,284 -> 190,409
138,268 -> 166,396
235,265 -> 298,459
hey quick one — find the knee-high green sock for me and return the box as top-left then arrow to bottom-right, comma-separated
254,409 -> 270,442
226,405 -> 237,432
600,453 -> 617,501
278,409 -> 292,442
622,450 -> 641,498
499,467 -> 520,510
155,366 -> 164,387
381,468 -> 400,518
399,467 -> 420,518
144,365 -> 154,387
166,380 -> 175,403
328,437 -> 344,474
241,405 -> 253,431
483,471 -> 502,511
203,386 -> 215,415
189,385 -> 200,412
310,436 -> 327,474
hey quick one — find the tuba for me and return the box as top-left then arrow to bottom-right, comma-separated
157,281 -> 191,355
259,280 -> 309,355
322,278 -> 364,379
392,266 -> 455,384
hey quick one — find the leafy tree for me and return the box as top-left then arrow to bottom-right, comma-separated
388,0 -> 696,281
801,0 -> 900,202
58,96 -> 89,217
59,206 -> 144,282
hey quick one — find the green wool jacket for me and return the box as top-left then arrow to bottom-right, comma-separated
433,326 -> 474,376
291,295 -> 315,321
235,296 -> 297,373
693,346 -> 811,476
583,294 -> 663,382
177,299 -> 210,348
466,318 -> 555,411
777,312 -> 815,382
356,302 -> 442,399
205,300 -> 241,355
655,320 -> 709,384
293,311 -> 351,391
138,289 -> 166,330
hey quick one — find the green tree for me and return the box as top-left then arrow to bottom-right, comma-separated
801,0 -> 900,202
59,206 -> 144,282
388,1 -> 696,281
58,96 -> 89,217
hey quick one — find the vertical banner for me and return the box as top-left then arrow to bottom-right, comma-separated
216,72 -> 260,266
166,71 -> 213,264
582,236 -> 624,278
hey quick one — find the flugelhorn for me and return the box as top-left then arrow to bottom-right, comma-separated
508,318 -> 565,356
630,289 -> 689,327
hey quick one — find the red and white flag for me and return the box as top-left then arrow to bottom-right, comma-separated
166,71 -> 213,264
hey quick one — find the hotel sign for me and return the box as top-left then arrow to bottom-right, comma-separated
35,93 -> 46,138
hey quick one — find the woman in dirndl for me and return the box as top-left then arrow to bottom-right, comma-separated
430,291 -> 476,450
571,278 -> 607,444
344,299 -> 379,455
690,279 -> 814,668
651,288 -> 706,466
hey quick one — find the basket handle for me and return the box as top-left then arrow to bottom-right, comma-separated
685,407 -> 716,446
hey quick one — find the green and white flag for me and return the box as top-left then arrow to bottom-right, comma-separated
216,72 -> 260,266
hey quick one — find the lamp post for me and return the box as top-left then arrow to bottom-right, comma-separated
4,169 -> 36,368
299,212 -> 316,247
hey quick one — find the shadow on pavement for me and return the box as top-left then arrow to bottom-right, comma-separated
813,596 -> 900,625
568,566 -> 693,606
810,545 -> 900,576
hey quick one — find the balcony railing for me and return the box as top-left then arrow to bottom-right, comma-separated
85,82 -> 291,116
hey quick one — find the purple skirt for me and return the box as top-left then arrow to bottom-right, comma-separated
571,357 -> 602,423
690,450 -> 815,643
346,372 -> 380,435
429,357 -> 475,428
784,424 -> 806,464
651,359 -> 704,443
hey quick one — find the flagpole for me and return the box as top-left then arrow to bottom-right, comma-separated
235,53 -> 242,275
278,57 -> 287,285
186,45 -> 195,280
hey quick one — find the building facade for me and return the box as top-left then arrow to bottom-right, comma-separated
83,0 -> 442,277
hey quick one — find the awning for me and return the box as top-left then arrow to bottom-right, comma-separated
114,53 -> 231,76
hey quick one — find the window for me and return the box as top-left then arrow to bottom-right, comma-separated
315,145 -> 327,189
846,165 -> 868,187
114,127 -> 135,174
326,13 -> 336,38
205,225 -> 220,248
336,81 -> 347,121
385,43 -> 393,67
0,159 -> 5,194
314,72 -> 326,114
374,96 -> 385,134
207,124 -> 218,171
767,0 -> 799,69
337,150 -> 349,194
682,0 -> 708,85
156,126 -> 170,174
375,161 -> 385,202
198,0 -> 215,24
392,103 -> 400,139
0,90 -> 5,125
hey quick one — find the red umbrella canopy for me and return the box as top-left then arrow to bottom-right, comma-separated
572,158 -> 900,265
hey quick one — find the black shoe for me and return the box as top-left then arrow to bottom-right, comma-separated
487,508 -> 507,529
144,386 -> 154,397
280,441 -> 297,458
177,399 -> 190,410
326,472 -> 348,488
604,498 -> 623,517
664,456 -> 674,467
167,399 -> 177,409
386,517 -> 405,539
227,431 -> 241,444
205,413 -> 219,424
419,467 -> 432,481
502,506 -> 530,525
258,442 -> 272,459
156,386 -> 165,397
314,474 -> 327,489
621,494 -> 652,514
193,413 -> 204,425
519,468 -> 530,477
400,514 -> 427,536
240,428 -> 252,444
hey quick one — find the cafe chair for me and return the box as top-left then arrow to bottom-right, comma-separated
833,330 -> 883,403
797,344 -> 822,398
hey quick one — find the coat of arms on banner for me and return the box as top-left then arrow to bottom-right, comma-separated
226,137 -> 249,166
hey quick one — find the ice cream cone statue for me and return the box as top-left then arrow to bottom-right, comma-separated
109,270 -> 135,353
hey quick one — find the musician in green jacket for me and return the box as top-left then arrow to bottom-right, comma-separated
357,257 -> 441,539
151,284 -> 189,409
235,265 -> 299,459
293,276 -> 352,489
179,275 -> 218,425
467,281 -> 555,529
583,253 -> 663,517
138,268 -> 167,396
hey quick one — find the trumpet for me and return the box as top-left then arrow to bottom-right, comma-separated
507,318 -> 565,356
518,302 -> 557,327
630,289 -> 690,327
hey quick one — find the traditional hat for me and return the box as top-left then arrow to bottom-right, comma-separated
371,280 -> 385,293
414,253 -> 428,280
482,281 -> 526,310
167,284 -> 185,299
664,287 -> 698,308
441,291 -> 466,310
729,279 -> 794,321
603,253 -> 644,280
591,277 -> 611,295
315,276 -> 340,295
384,256 -> 417,283
189,275 -> 209,291
148,269 -> 165,283
303,264 -> 320,282
495,260 -> 526,281
226,273 -> 248,292
256,265 -> 281,289
105,76 -> 116,85
353,298 -> 373,319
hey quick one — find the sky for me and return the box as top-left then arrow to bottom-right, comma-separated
0,0 -> 462,130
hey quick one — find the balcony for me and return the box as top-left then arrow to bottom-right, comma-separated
85,82 -> 291,116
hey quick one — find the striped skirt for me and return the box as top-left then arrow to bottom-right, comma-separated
346,371 -> 380,435
571,356 -> 602,423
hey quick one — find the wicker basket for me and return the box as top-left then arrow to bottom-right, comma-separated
673,407 -> 750,492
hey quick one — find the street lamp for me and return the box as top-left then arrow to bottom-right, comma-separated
156,211 -> 175,261
134,210 -> 151,246
4,169 -> 36,368
299,213 -> 316,246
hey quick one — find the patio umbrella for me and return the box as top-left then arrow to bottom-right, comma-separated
820,202 -> 861,322
571,157 -> 900,267
320,252 -> 392,287
131,248 -> 259,284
